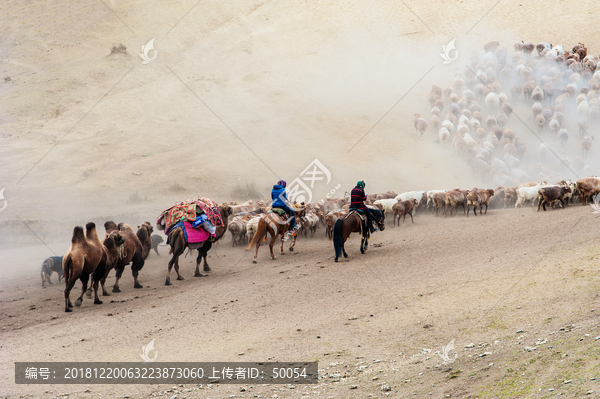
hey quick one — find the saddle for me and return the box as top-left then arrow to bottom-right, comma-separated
345,209 -> 365,222
269,207 -> 289,220
344,209 -> 369,237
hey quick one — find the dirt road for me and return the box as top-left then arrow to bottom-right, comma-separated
2,204 -> 600,397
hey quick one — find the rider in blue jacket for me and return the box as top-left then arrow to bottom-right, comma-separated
271,180 -> 296,231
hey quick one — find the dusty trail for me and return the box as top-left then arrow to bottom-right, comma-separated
3,1 -> 600,397
2,204 -> 600,397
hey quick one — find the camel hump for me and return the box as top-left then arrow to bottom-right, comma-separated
85,222 -> 96,233
72,226 -> 85,244
104,221 -> 118,232
118,222 -> 134,233
85,222 -> 99,240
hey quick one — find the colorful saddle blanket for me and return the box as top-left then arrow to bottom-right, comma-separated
269,208 -> 288,218
158,197 -> 223,233
168,221 -> 215,244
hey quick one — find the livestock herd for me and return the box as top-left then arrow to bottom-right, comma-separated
416,40 -> 600,186
44,174 -> 600,313
42,39 -> 600,313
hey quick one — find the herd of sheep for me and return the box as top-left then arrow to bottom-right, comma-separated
415,40 -> 600,187
43,40 -> 600,304
230,40 -> 600,245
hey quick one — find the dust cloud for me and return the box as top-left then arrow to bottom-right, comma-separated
1,1 -> 600,282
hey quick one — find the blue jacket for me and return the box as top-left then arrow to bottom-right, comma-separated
271,184 -> 288,208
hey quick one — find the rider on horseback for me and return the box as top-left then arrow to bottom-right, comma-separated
271,180 -> 297,234
349,181 -> 377,234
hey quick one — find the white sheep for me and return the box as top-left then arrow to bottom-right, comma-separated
485,92 -> 500,112
373,198 -> 398,215
515,183 -> 543,207
439,127 -> 450,147
246,216 -> 261,244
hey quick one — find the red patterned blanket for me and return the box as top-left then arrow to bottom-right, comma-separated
157,197 -> 223,233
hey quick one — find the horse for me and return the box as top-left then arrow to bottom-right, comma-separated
333,207 -> 385,262
165,204 -> 233,285
247,203 -> 306,263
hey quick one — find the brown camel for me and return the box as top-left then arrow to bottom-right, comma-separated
63,223 -> 107,312
93,221 -> 145,295
136,221 -> 153,260
166,204 -> 233,285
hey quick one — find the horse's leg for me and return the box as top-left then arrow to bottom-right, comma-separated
360,231 -> 366,254
279,232 -> 285,255
269,231 -> 277,260
112,266 -> 124,293
252,239 -> 261,264
75,273 -> 89,307
289,232 -> 297,252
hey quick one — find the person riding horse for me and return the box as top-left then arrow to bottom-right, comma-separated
349,181 -> 377,234
271,180 -> 297,234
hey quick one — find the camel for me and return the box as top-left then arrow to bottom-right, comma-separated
63,223 -> 107,312
166,204 -> 233,285
88,221 -> 145,297
136,221 -> 153,260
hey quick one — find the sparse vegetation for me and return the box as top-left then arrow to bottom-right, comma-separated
51,105 -> 65,118
447,369 -> 461,379
231,182 -> 263,200
168,183 -> 186,193
4,76 -> 12,83
110,43 -> 128,55
128,191 -> 148,204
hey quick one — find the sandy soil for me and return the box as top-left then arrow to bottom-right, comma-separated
2,204 -> 600,398
2,1 -> 600,398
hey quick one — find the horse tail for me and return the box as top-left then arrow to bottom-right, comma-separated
333,219 -> 344,258
247,217 -> 268,250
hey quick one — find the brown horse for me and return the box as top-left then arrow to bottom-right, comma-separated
247,203 -> 306,263
333,208 -> 385,262
63,223 -> 107,312
166,204 -> 233,285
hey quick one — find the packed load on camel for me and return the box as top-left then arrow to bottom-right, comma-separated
156,197 -> 224,245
